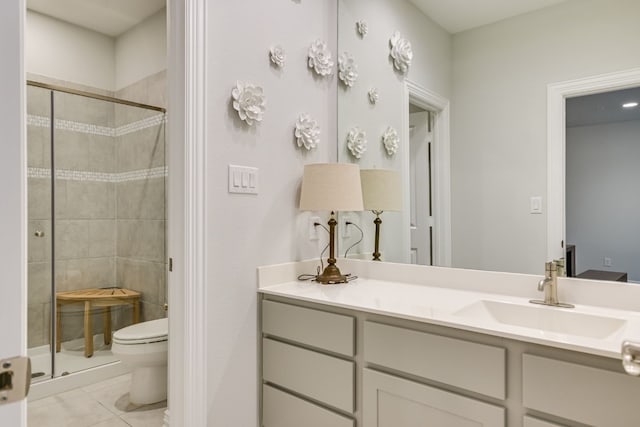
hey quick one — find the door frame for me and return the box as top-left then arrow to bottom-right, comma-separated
166,0 -> 208,425
0,0 -> 209,425
0,0 -> 27,424
547,67 -> 640,261
402,80 -> 451,266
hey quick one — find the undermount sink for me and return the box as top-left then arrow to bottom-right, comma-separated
454,300 -> 627,339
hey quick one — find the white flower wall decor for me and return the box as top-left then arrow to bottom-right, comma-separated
382,126 -> 399,156
346,127 -> 367,159
231,81 -> 266,126
338,52 -> 358,87
294,113 -> 320,151
389,31 -> 413,74
308,39 -> 334,77
269,45 -> 286,68
368,88 -> 379,104
356,20 -> 368,38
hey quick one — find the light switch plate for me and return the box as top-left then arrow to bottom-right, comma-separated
530,196 -> 542,214
228,165 -> 259,194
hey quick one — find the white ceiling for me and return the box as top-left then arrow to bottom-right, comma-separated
566,87 -> 640,128
407,0 -> 567,34
27,0 -> 165,37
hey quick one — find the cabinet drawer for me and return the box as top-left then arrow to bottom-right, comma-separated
262,338 -> 354,413
364,321 -> 506,399
262,385 -> 354,427
363,369 -> 504,427
523,416 -> 566,427
523,354 -> 640,426
262,300 -> 355,356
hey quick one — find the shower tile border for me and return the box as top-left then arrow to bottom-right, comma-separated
27,113 -> 167,138
28,166 -> 168,183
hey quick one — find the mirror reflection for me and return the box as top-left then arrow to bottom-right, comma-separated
337,0 -> 640,283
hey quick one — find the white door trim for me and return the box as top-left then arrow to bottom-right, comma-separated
547,67 -> 640,261
402,80 -> 452,266
167,0 -> 208,425
0,0 -> 26,424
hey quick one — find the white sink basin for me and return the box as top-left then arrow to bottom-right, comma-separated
454,300 -> 627,339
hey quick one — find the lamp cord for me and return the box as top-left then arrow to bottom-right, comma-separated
298,222 -> 329,281
343,221 -> 363,258
297,221 -> 359,283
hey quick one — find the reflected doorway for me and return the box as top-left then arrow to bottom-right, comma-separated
409,105 -> 434,265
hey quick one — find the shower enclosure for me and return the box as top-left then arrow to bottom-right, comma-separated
27,81 -> 167,381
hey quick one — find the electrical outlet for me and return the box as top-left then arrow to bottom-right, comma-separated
342,214 -> 352,238
309,216 -> 321,240
604,257 -> 612,267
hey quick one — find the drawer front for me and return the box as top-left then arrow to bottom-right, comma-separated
262,385 -> 354,427
523,416 -> 566,427
364,321 -> 506,399
363,369 -> 505,427
262,300 -> 355,356
262,338 -> 355,413
523,354 -> 640,426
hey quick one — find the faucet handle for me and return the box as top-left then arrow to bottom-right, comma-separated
545,261 -> 557,272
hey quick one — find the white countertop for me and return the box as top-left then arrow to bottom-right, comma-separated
258,259 -> 640,360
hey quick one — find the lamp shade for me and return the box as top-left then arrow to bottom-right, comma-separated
299,163 -> 364,211
360,169 -> 402,211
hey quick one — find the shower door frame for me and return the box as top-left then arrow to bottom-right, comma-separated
26,80 -> 167,382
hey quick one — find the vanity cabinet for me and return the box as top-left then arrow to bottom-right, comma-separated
261,300 -> 356,427
363,369 -> 504,427
260,295 -> 640,427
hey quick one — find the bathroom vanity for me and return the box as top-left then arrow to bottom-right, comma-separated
258,259 -> 640,427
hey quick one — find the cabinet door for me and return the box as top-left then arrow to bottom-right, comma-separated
363,369 -> 504,427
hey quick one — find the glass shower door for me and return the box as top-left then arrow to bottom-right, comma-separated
26,84 -> 54,381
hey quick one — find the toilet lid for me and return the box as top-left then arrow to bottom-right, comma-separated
113,318 -> 168,344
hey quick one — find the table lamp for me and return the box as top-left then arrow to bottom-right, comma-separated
300,163 -> 364,284
360,169 -> 402,261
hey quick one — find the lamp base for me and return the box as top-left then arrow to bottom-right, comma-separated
316,264 -> 349,284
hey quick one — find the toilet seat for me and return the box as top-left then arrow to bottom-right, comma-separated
113,317 -> 168,345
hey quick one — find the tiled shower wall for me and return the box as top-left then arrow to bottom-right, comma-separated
27,71 -> 167,348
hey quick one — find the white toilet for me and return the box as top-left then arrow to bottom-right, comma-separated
112,317 -> 168,405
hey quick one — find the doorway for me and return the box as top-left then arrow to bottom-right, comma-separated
409,105 -> 434,265
403,80 -> 452,267
547,67 -> 640,275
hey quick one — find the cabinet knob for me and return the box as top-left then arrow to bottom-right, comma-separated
622,341 -> 640,376
34,230 -> 45,238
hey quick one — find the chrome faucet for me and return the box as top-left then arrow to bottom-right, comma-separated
530,261 -> 574,308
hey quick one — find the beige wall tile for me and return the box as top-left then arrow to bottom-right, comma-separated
28,262 -> 52,305
116,178 -> 165,220
56,181 -> 116,220
116,125 -> 165,172
54,91 -> 114,127
55,220 -> 90,260
28,220 -> 51,262
115,258 -> 165,304
88,220 -> 116,257
56,257 -> 116,291
28,178 -> 52,220
117,220 -> 165,263
28,304 -> 46,348
28,125 -> 51,169
27,85 -> 51,117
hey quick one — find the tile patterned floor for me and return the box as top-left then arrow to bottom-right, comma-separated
28,374 -> 166,427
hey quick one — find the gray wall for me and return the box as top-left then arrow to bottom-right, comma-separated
566,120 -> 640,282
450,0 -> 640,274
337,0 -> 452,262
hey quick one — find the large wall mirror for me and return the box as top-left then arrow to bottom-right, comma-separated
337,0 -> 640,283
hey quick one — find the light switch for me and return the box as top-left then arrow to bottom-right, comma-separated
228,165 -> 259,194
530,196 -> 542,214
